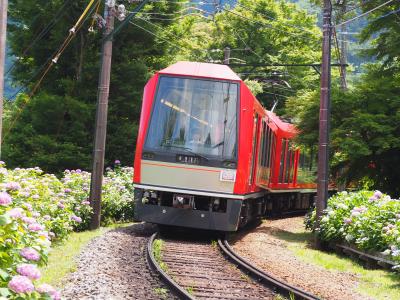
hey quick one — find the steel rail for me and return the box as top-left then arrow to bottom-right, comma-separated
146,233 -> 195,300
217,238 -> 321,300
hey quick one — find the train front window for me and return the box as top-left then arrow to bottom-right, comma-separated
144,76 -> 238,161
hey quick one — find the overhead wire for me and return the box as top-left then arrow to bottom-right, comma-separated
134,16 -> 213,61
234,1 -> 320,37
5,0 -> 100,138
6,0 -> 74,76
335,0 -> 396,27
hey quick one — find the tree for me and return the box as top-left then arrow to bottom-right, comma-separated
5,0 -> 184,173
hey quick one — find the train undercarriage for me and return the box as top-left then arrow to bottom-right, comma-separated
134,187 -> 315,232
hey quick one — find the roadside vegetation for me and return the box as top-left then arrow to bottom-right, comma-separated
0,163 -> 135,299
306,190 -> 400,267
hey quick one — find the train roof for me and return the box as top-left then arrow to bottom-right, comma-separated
266,110 -> 297,137
158,61 -> 241,81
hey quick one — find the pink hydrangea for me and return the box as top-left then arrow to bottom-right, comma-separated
36,284 -> 61,300
22,217 -> 36,224
374,190 -> 383,199
344,218 -> 352,224
82,200 -> 90,205
115,159 -> 121,164
71,215 -> 82,223
20,248 -> 40,261
6,181 -> 21,191
64,188 -> 72,193
57,203 -> 65,209
24,203 -> 33,211
0,192 -> 12,206
28,223 -> 44,232
8,275 -> 35,294
7,207 -> 24,218
16,264 -> 41,280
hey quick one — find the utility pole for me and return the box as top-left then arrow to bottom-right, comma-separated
223,47 -> 230,65
315,0 -> 332,244
0,0 -> 8,158
89,0 -> 115,230
339,1 -> 348,91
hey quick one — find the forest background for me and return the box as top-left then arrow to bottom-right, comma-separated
3,0 -> 400,196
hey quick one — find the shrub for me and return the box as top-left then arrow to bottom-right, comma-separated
306,190 -> 400,268
0,162 -> 135,299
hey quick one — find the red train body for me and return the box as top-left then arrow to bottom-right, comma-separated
133,62 -> 315,231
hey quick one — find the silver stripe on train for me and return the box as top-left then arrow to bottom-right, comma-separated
133,184 -> 266,200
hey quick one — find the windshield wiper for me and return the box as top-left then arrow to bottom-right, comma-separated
161,144 -> 209,161
212,141 -> 224,148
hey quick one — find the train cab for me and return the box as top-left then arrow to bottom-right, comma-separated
133,62 -> 314,231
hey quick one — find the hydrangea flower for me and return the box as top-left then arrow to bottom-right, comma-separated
36,283 -> 61,300
115,159 -> 121,164
71,215 -> 82,223
22,216 -> 36,224
0,192 -> 12,206
374,190 -> 383,199
57,203 -> 65,209
8,275 -> 35,293
64,188 -> 72,193
20,247 -> 40,261
7,207 -> 24,218
28,223 -> 44,232
344,218 -> 352,225
5,181 -> 21,191
16,264 -> 41,280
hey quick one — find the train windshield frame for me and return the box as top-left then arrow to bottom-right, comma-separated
144,76 -> 239,165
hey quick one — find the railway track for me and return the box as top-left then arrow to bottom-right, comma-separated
147,232 -> 320,300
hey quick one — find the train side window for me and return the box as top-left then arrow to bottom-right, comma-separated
249,114 -> 259,185
279,138 -> 288,183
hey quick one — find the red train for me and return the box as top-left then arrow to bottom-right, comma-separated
133,61 -> 315,231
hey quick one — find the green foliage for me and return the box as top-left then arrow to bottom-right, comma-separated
306,190 -> 400,268
0,163 -> 135,298
287,63 -> 400,196
5,0 -> 185,172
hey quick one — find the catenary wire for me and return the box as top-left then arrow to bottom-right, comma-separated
6,0 -> 74,76
335,0 -> 396,27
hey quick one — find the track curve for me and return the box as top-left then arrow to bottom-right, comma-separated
218,238 -> 321,300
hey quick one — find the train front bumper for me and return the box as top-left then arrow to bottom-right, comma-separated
134,188 -> 242,231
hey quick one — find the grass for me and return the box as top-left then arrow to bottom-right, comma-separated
272,229 -> 400,300
153,239 -> 168,273
154,287 -> 168,299
39,222 -> 132,287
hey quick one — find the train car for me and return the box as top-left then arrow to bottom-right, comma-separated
133,61 -> 315,231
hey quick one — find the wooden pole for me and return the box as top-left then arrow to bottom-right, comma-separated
0,0 -> 8,158
89,1 -> 115,230
315,0 -> 332,246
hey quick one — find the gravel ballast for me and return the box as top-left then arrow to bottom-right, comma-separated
231,217 -> 372,300
61,223 -> 177,300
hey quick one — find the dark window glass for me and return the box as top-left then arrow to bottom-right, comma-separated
144,76 -> 238,160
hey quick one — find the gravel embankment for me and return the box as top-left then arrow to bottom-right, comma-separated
61,223 -> 177,300
231,217 -> 371,300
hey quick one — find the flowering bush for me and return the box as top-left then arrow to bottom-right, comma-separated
63,166 -> 135,229
306,190 -> 400,268
0,162 -> 135,299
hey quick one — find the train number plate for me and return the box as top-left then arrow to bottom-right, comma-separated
176,154 -> 200,165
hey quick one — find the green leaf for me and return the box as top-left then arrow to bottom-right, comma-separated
0,215 -> 11,226
0,287 -> 11,297
0,269 -> 10,281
